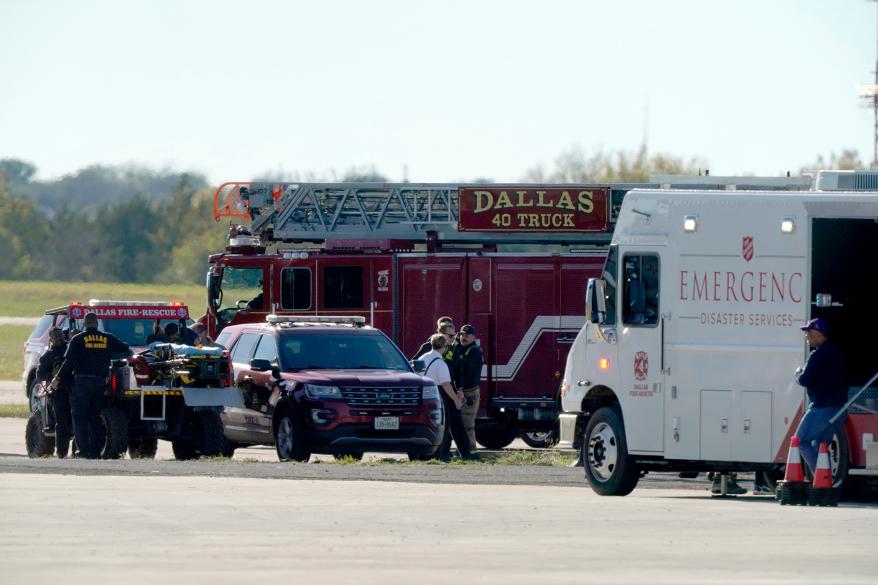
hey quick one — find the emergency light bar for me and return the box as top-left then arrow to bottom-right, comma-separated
266,315 -> 366,327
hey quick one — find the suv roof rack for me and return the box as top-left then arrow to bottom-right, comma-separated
266,315 -> 367,327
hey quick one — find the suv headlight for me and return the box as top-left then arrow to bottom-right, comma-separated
422,384 -> 440,400
303,384 -> 342,399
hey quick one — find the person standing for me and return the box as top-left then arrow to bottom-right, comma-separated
454,324 -> 482,451
794,318 -> 847,476
52,312 -> 130,459
420,334 -> 475,461
37,328 -> 72,458
412,316 -> 455,361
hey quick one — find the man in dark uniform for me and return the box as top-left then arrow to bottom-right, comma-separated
37,328 -> 73,457
412,316 -> 455,361
794,317 -> 847,476
454,324 -> 483,451
52,312 -> 130,459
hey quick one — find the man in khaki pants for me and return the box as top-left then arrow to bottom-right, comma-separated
454,324 -> 483,450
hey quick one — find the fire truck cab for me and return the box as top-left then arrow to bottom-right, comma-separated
560,171 -> 878,496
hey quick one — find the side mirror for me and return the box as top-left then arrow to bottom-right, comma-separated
250,358 -> 272,372
411,359 -> 426,373
586,278 -> 607,324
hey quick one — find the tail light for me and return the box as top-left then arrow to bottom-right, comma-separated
110,371 -> 120,394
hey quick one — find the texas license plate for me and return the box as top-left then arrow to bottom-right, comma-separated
374,416 -> 399,430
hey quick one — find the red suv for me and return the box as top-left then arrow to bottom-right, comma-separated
216,316 -> 444,461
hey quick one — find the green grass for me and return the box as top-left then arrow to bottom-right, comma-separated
0,280 -> 206,318
0,325 -> 32,380
0,404 -> 29,418
491,451 -> 578,466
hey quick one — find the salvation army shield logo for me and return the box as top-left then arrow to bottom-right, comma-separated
633,351 -> 649,381
742,236 -> 754,262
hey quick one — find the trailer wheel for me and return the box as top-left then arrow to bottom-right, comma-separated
275,410 -> 310,462
475,424 -> 517,450
25,411 -> 55,458
99,407 -> 129,460
520,427 -> 559,449
582,406 -> 639,496
128,438 -> 158,459
172,440 -> 198,461
829,428 -> 850,492
196,410 -> 225,457
221,440 -> 238,458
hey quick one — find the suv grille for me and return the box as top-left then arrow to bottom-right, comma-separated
341,387 -> 421,407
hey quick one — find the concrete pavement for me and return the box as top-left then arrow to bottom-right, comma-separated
1,473 -> 876,585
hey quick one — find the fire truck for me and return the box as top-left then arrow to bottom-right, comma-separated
204,177 -> 809,449
560,170 -> 878,496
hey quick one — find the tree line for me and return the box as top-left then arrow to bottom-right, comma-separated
0,148 -> 863,285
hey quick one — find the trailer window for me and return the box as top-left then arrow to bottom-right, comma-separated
323,266 -> 364,309
281,268 -> 311,310
622,254 -> 659,326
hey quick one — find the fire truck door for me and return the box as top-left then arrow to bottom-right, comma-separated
398,257 -> 466,358
617,252 -> 664,453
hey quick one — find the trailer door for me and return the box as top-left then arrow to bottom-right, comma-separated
617,252 -> 664,453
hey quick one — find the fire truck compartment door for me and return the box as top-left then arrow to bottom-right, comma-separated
182,387 -> 245,407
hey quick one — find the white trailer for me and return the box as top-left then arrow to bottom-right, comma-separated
560,174 -> 878,495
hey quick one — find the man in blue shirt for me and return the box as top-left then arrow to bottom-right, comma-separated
794,318 -> 847,476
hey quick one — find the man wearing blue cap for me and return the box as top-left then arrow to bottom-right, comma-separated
794,318 -> 847,476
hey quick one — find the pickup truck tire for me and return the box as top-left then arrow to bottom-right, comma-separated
582,406 -> 639,496
275,411 -> 310,462
25,411 -> 55,458
128,438 -> 158,459
99,407 -> 129,460
475,424 -> 517,450
196,410 -> 225,457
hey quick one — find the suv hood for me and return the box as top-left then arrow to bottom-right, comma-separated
282,370 -> 428,386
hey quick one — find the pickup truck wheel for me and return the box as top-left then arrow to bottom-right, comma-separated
196,410 -> 225,457
25,411 -> 55,458
128,438 -> 158,459
582,406 -> 639,496
99,407 -> 129,460
275,412 -> 310,462
475,424 -> 517,449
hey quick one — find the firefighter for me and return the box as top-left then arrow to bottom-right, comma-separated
794,317 -> 847,476
454,324 -> 483,451
37,328 -> 72,458
51,312 -> 130,459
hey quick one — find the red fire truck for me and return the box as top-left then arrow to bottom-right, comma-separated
203,178 -> 809,448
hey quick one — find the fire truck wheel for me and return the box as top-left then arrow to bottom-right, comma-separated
99,407 -> 129,460
25,411 -> 55,458
128,438 -> 158,459
196,410 -> 225,457
275,410 -> 311,462
475,424 -> 518,450
582,406 -> 639,496
520,428 -> 560,449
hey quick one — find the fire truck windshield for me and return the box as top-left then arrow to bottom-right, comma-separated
279,333 -> 410,372
213,266 -> 264,325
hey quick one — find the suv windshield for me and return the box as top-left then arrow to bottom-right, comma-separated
279,333 -> 410,372
101,319 -> 182,347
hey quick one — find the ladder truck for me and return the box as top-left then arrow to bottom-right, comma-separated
204,177 -> 809,449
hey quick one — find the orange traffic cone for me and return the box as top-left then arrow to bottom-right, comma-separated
776,436 -> 808,505
807,442 -> 839,507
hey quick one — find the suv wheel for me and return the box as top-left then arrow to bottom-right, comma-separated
275,411 -> 310,462
25,411 -> 55,458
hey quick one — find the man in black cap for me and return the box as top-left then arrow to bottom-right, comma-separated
794,317 -> 847,476
52,312 -> 130,459
454,324 -> 483,450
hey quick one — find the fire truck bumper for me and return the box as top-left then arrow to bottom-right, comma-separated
558,413 -> 579,449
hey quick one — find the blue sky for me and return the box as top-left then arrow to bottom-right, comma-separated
1,0 -> 875,183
